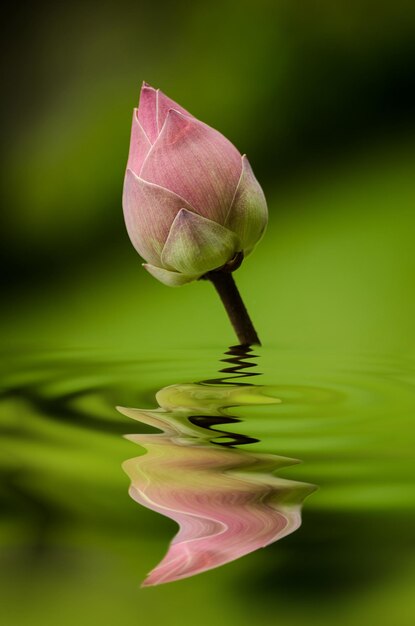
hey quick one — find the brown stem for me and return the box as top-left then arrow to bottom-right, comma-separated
205,270 -> 261,346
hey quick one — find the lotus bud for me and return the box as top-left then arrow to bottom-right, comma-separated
122,82 -> 268,288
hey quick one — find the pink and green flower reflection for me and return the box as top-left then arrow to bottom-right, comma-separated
118,384 -> 315,587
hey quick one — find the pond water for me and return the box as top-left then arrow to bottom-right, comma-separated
1,345 -> 414,626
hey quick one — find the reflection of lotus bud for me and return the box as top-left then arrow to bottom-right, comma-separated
118,383 -> 315,586
122,82 -> 268,287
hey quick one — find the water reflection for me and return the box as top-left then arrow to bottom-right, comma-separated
117,347 -> 316,586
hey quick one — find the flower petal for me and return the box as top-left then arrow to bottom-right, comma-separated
126,109 -> 152,175
143,264 -> 197,287
161,208 -> 239,275
122,170 -> 195,265
225,156 -> 268,255
140,110 -> 242,223
137,83 -> 158,143
156,88 -> 193,133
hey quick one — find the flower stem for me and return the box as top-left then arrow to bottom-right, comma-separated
206,270 -> 261,346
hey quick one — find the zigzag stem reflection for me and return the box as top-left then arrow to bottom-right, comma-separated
117,347 -> 315,586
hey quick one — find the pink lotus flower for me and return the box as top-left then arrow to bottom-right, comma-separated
122,83 -> 268,286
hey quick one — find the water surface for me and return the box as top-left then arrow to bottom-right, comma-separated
1,345 -> 414,626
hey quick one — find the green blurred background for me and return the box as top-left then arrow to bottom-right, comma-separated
1,0 -> 415,351
1,2 -> 415,626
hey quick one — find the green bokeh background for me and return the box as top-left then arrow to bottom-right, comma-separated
1,1 -> 415,625
2,0 -> 415,353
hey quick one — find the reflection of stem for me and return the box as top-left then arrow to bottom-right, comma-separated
195,345 -> 261,443
220,345 -> 259,378
202,344 -> 260,386
206,270 -> 260,346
